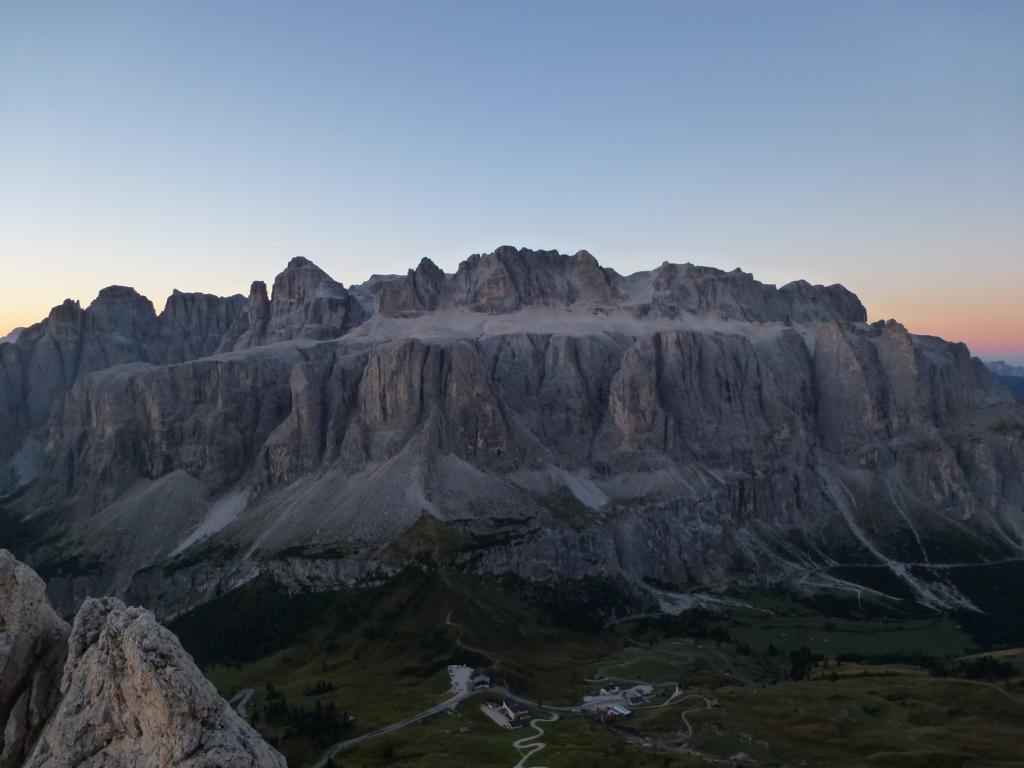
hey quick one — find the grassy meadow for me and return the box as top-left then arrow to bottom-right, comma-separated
171,564 -> 1024,768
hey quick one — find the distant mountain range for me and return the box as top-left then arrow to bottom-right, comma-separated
1,247 -> 1021,620
985,360 -> 1024,378
985,360 -> 1024,399
0,327 -> 23,345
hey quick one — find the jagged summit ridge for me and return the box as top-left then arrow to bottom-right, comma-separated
221,255 -> 365,350
0,246 -> 865,482
371,247 -> 620,314
371,245 -> 866,323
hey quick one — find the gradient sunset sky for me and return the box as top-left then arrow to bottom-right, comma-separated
2,1 -> 1022,362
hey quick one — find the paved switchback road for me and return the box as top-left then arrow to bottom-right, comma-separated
228,688 -> 254,719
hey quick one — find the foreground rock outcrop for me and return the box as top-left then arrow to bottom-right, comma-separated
0,552 -> 284,768
0,552 -> 67,768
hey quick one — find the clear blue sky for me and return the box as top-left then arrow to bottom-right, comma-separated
1,1 -> 1022,361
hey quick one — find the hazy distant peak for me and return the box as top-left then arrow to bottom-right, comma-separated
0,326 -> 24,345
986,360 -> 1024,377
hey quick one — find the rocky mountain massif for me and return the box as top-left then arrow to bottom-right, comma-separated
1,247 -> 1022,619
0,550 -> 284,767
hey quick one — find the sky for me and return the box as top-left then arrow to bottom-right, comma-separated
1,1 -> 1022,362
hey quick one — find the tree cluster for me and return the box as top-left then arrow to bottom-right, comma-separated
304,680 -> 339,696
788,646 -> 824,681
262,693 -> 351,748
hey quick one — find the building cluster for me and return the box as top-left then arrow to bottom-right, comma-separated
499,700 -> 530,726
480,699 -> 532,729
472,674 -> 491,690
587,704 -> 633,721
625,684 -> 654,706
583,682 -> 657,720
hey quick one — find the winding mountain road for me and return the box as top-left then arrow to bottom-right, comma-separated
311,688 -> 474,768
676,694 -> 713,738
512,711 -> 560,768
228,688 -> 254,719
311,598 -> 747,767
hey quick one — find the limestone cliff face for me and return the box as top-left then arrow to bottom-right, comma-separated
2,248 -> 1022,617
0,287 -> 244,486
0,257 -> 362,487
47,348 -> 302,515
24,317 -> 1024,616
0,552 -> 284,768
159,290 -> 247,364
7,292 -> 157,442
